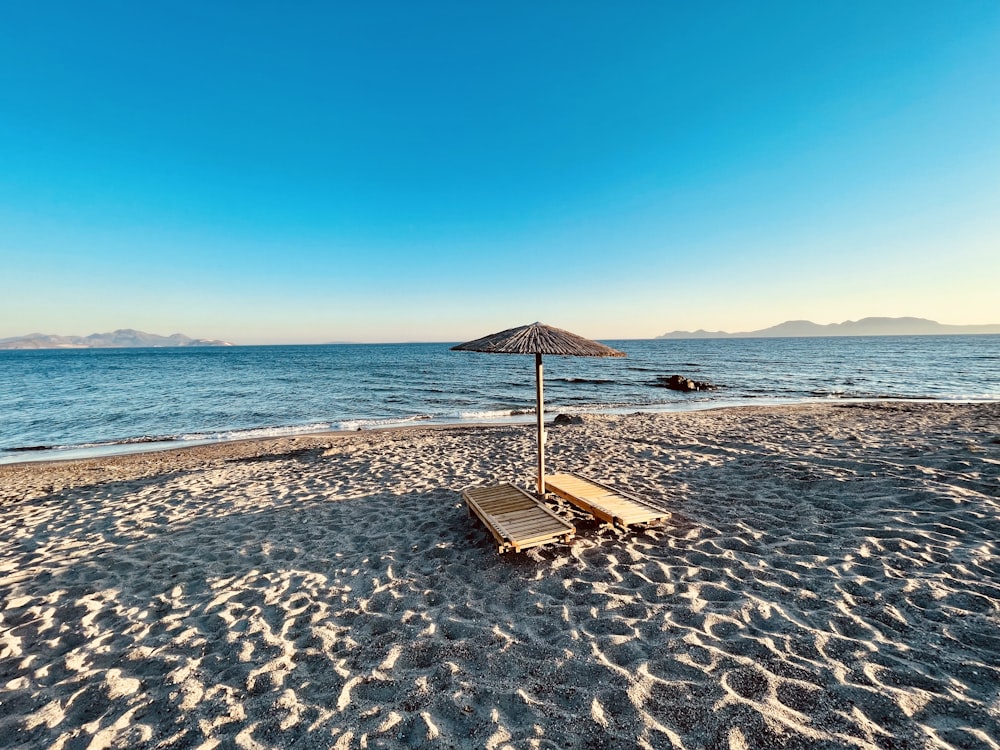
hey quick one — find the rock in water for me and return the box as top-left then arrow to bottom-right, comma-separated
656,374 -> 717,392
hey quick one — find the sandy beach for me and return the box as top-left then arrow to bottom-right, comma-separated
1,402 -> 998,749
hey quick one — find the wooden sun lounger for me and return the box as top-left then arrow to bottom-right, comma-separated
462,483 -> 575,554
544,472 -> 670,529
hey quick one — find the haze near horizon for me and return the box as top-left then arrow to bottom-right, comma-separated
1,2 -> 998,344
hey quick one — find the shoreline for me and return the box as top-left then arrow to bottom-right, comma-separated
2,400 -> 995,492
2,401 -> 998,747
3,395 -> 995,468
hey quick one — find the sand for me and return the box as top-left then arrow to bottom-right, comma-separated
1,402 -> 998,749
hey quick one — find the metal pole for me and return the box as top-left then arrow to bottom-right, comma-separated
535,352 -> 545,495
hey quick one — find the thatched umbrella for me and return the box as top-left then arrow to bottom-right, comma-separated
452,322 -> 626,494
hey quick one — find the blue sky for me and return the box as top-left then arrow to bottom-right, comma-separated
1,2 -> 998,343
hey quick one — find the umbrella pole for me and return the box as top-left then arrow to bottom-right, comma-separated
535,352 -> 545,495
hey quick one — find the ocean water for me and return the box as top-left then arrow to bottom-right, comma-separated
1,335 -> 997,464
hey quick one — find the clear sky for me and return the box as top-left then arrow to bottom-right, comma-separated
1,2 -> 998,344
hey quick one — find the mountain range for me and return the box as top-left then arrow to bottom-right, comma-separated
658,317 -> 1000,339
0,329 -> 235,350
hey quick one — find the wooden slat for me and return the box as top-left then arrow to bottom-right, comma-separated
492,508 -> 548,521
494,516 -> 561,534
479,503 -> 534,516
482,495 -> 527,503
494,513 -> 560,528
498,520 -> 566,536
495,520 -> 558,534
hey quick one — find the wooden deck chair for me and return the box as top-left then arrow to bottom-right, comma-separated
544,472 -> 669,529
462,483 -> 575,554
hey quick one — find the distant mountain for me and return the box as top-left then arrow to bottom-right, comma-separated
658,317 -> 1000,339
0,329 -> 235,350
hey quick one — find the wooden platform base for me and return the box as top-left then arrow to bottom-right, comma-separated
545,472 -> 669,528
462,483 -> 575,554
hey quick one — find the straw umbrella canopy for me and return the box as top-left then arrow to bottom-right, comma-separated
452,322 -> 626,494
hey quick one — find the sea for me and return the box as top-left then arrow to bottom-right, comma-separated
1,335 -> 998,464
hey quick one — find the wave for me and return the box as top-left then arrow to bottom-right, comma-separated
178,422 -> 334,442
553,377 -> 616,385
334,415 -> 432,431
804,388 -> 949,401
121,435 -> 180,445
457,408 -> 535,420
182,416 -> 439,439
1,416 -> 441,459
8,434 -> 182,453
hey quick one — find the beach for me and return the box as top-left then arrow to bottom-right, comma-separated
1,401 -> 998,749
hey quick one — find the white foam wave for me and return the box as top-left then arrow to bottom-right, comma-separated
179,422 -> 333,442
457,408 -> 536,420
333,415 -> 432,431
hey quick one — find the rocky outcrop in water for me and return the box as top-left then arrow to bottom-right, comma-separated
655,374 -> 718,392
